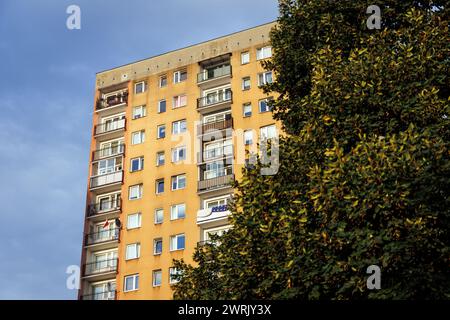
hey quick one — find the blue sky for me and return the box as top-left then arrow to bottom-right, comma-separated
0,0 -> 278,299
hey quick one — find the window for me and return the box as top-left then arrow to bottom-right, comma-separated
169,267 -> 181,284
156,179 -> 164,194
158,99 -> 166,113
171,174 -> 186,190
242,77 -> 251,90
157,125 -> 165,139
172,120 -> 187,135
131,130 -> 145,145
171,203 -> 186,220
170,234 -> 185,251
127,213 -> 141,229
132,105 -> 146,119
256,46 -> 272,60
154,208 -> 164,224
173,69 -> 187,83
125,243 -> 140,260
153,238 -> 163,255
130,157 -> 144,172
173,94 -> 187,109
134,81 -> 147,94
244,130 -> 253,145
259,99 -> 272,113
171,146 -> 186,163
205,196 -> 230,209
159,75 -> 167,88
152,270 -> 162,287
258,71 -> 273,86
241,51 -> 250,64
243,103 -> 252,117
124,274 -> 139,292
260,124 -> 277,140
156,152 -> 165,166
129,184 -> 143,200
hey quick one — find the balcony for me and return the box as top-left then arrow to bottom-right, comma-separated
83,258 -> 118,277
90,171 -> 123,190
81,290 -> 116,301
86,199 -> 121,218
197,90 -> 232,111
84,228 -> 120,247
92,144 -> 125,162
96,91 -> 128,111
197,118 -> 233,137
197,205 -> 231,225
197,64 -> 232,84
198,145 -> 233,163
94,119 -> 126,137
198,174 -> 234,193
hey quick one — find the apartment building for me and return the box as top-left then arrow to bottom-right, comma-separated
78,21 -> 280,300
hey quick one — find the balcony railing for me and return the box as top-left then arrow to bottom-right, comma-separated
197,118 -> 233,136
83,258 -> 118,277
197,90 -> 232,109
90,171 -> 123,189
81,290 -> 116,300
197,65 -> 232,83
94,119 -> 126,136
85,228 -> 120,246
198,174 -> 234,192
199,145 -> 233,163
92,144 -> 125,162
86,199 -> 121,217
96,92 -> 128,110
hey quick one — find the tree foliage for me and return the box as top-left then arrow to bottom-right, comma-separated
173,1 -> 450,299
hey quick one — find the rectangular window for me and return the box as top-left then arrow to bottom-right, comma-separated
159,75 -> 167,88
130,157 -> 144,172
173,69 -> 187,83
242,77 -> 251,90
152,270 -> 162,287
173,94 -> 187,109
132,105 -> 146,119
241,51 -> 250,65
171,146 -> 186,163
169,267 -> 181,284
131,130 -> 145,145
258,71 -> 273,86
158,99 -> 166,113
156,151 -> 165,166
125,243 -> 140,260
129,184 -> 143,200
260,124 -> 277,140
157,125 -> 165,139
256,46 -> 272,60
243,103 -> 252,117
171,174 -> 186,190
170,234 -> 185,251
154,208 -> 164,224
244,130 -> 253,145
171,203 -> 186,220
124,274 -> 139,292
153,238 -> 163,255
259,99 -> 272,113
127,213 -> 141,230
156,179 -> 164,194
134,81 -> 147,94
172,120 -> 187,134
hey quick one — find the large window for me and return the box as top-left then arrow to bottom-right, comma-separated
258,71 -> 273,86
171,203 -> 186,220
156,179 -> 164,194
125,243 -> 140,260
260,124 -> 277,140
205,195 -> 230,209
132,105 -> 146,119
172,120 -> 187,135
171,146 -> 186,163
124,274 -> 139,292
173,95 -> 187,109
153,238 -> 163,255
130,157 -> 144,172
127,213 -> 141,230
171,174 -> 186,190
154,208 -> 164,224
152,270 -> 162,287
97,157 -> 122,175
173,69 -> 187,83
241,51 -> 250,64
170,234 -> 185,251
131,130 -> 145,145
129,184 -> 143,200
256,46 -> 272,60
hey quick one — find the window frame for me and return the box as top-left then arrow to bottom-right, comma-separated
156,179 -> 164,195
170,203 -> 186,220
154,208 -> 164,224
173,69 -> 187,83
244,130 -> 253,145
128,184 -> 143,200
172,119 -> 187,135
241,51 -> 250,65
132,105 -> 146,119
242,77 -> 251,91
130,156 -> 144,172
159,75 -> 167,88
158,99 -> 167,113
152,270 -> 162,287
171,146 -> 186,163
125,243 -> 141,260
134,81 -> 147,94
171,174 -> 186,191
243,103 -> 252,117
256,46 -> 272,60
127,213 -> 141,230
153,238 -> 163,255
123,274 -> 139,292
170,234 -> 185,251
131,130 -> 145,145
157,125 -> 166,139
156,151 -> 165,166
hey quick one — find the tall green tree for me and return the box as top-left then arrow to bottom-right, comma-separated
173,1 -> 449,299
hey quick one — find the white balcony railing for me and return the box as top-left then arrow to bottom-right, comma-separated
90,171 -> 123,189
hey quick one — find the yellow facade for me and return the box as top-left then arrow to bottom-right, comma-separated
79,21 -> 280,300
